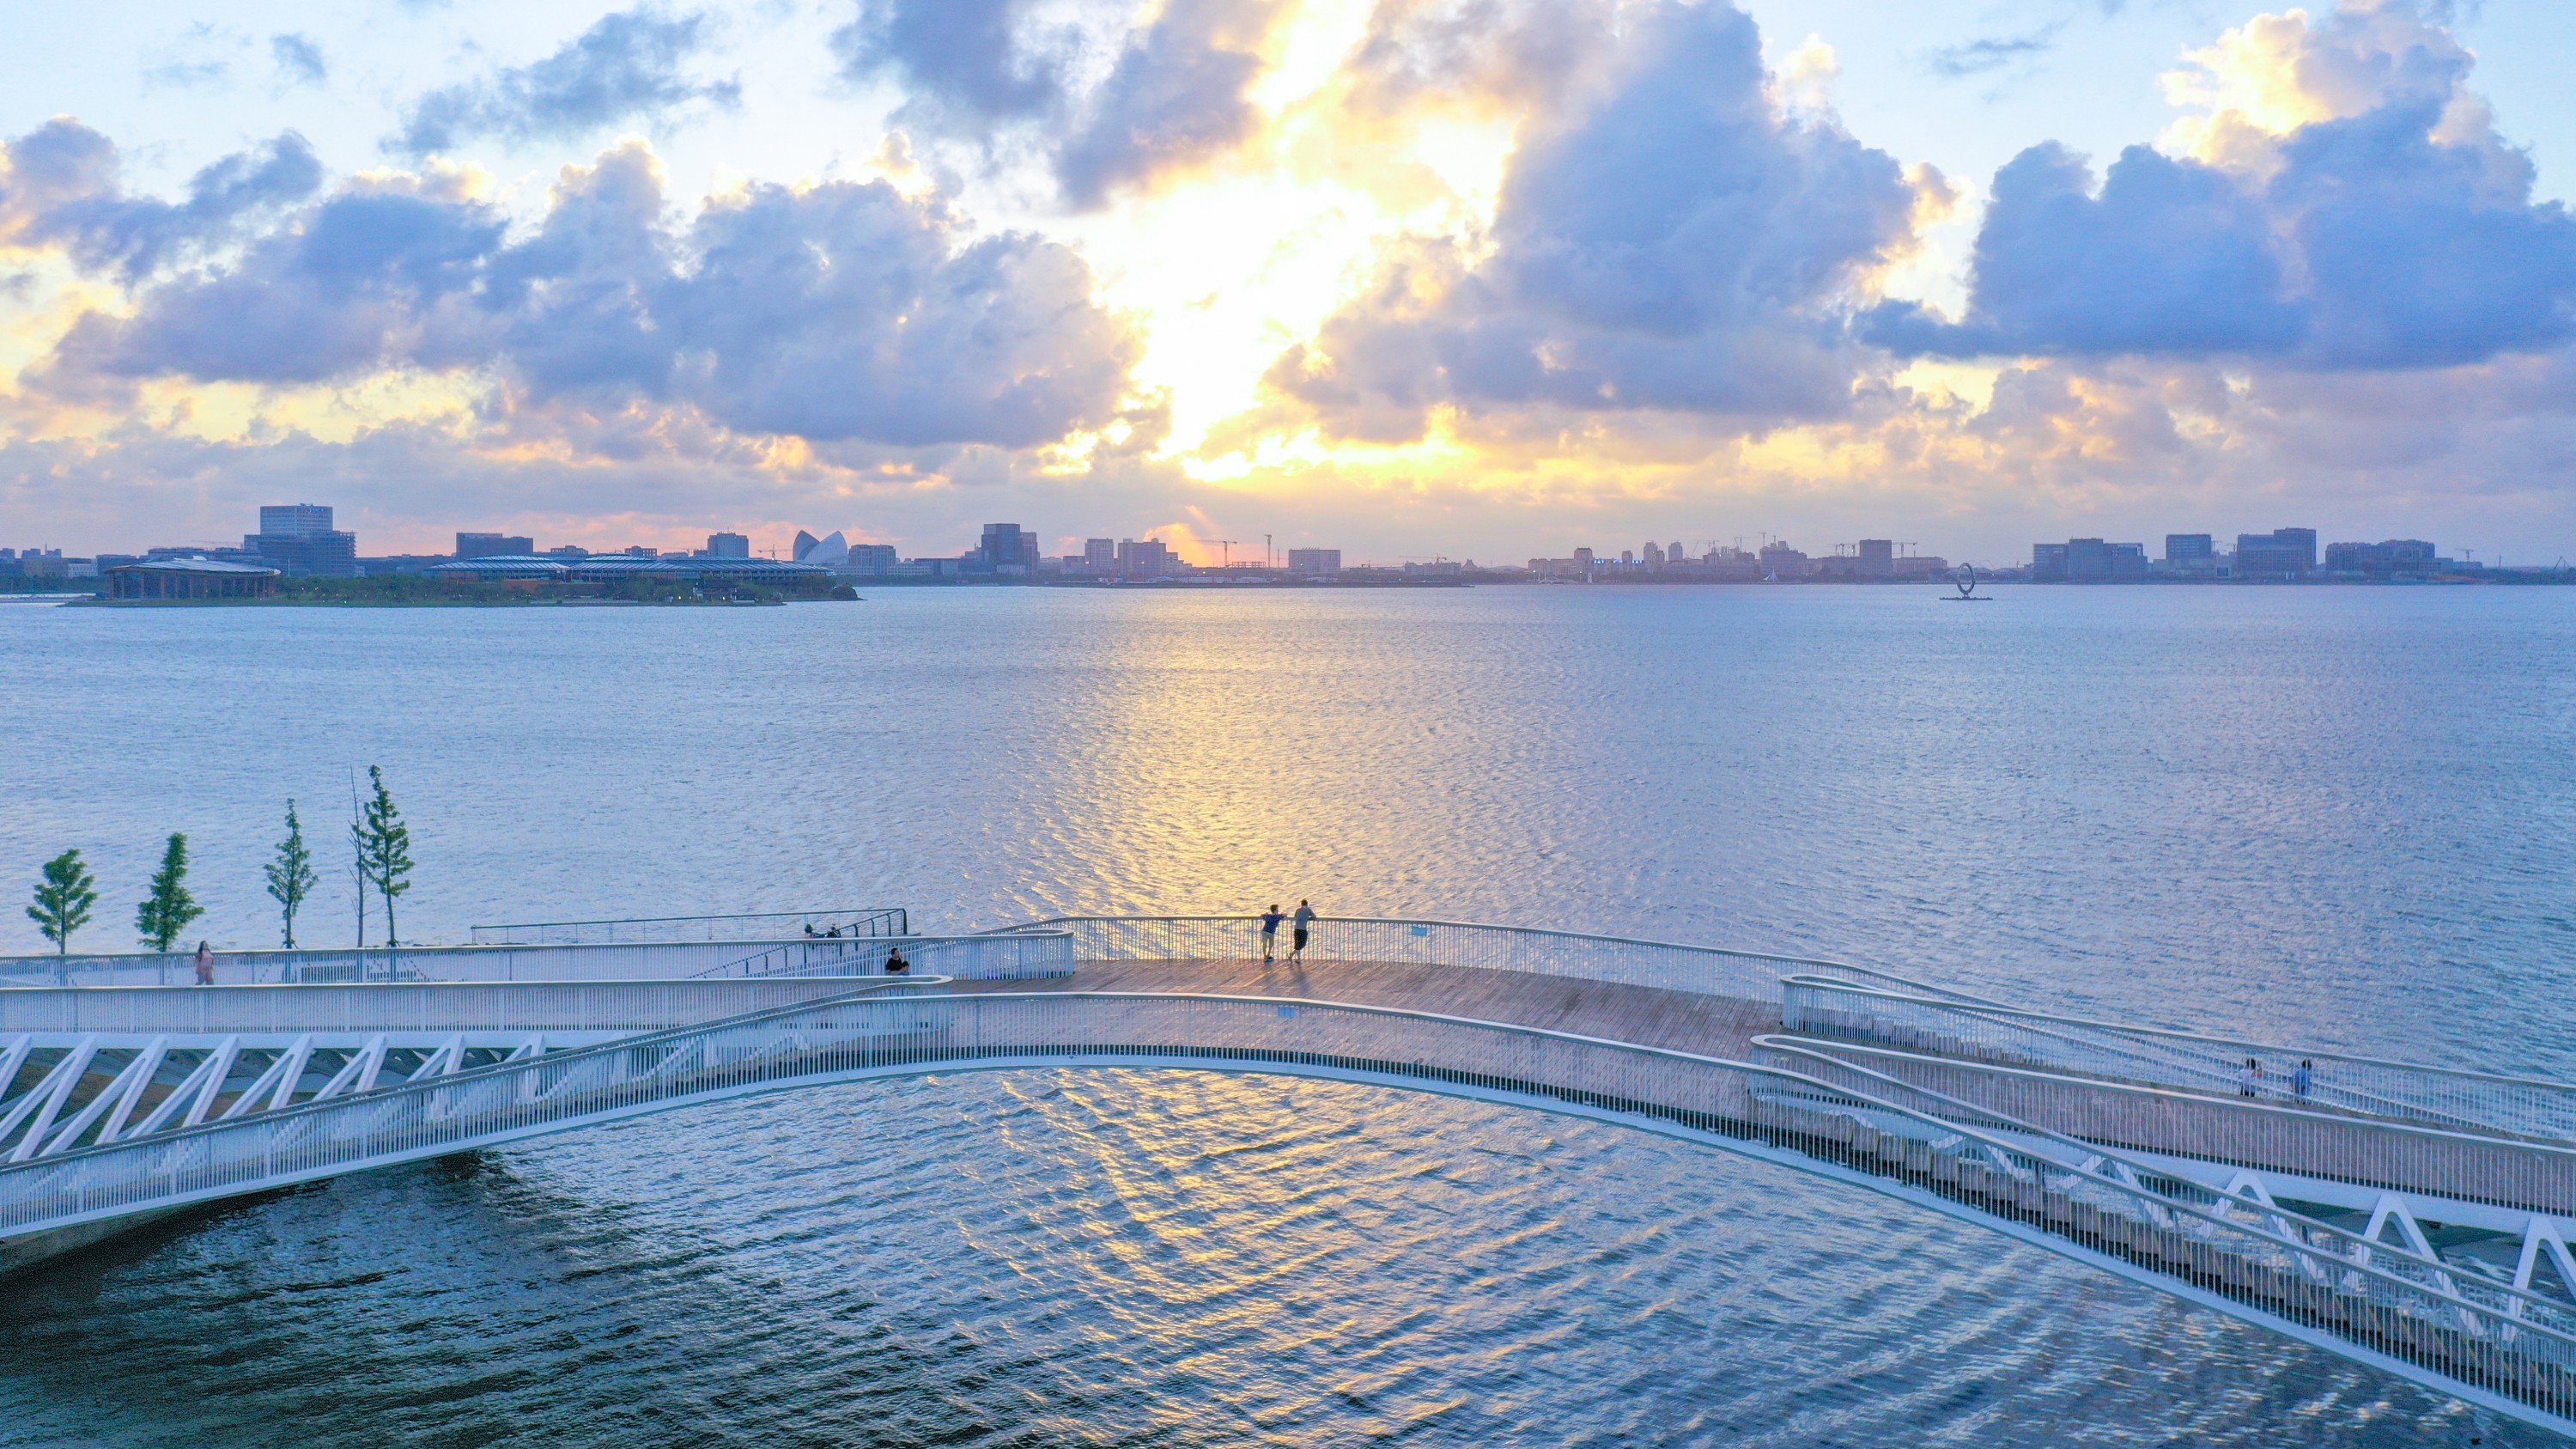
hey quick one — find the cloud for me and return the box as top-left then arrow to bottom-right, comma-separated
1929,30 -> 2055,79
0,119 -> 324,282
832,0 -> 1065,123
833,0 -> 1282,207
1867,10 -> 2576,371
271,33 -> 328,86
1270,0 -> 1918,440
34,137 -> 1139,450
393,7 -> 739,155
1053,0 -> 1280,207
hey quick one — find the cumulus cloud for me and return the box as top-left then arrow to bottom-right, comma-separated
33,136 -> 1139,450
1270,0 -> 1918,440
0,119 -> 323,281
1871,2 -> 2576,369
834,0 -> 1281,207
393,7 -> 739,155
271,33 -> 328,86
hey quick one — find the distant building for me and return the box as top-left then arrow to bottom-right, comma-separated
1083,539 -> 1117,573
245,503 -> 357,576
1642,542 -> 1665,568
1667,540 -> 1686,564
848,544 -> 897,573
1757,541 -> 1809,577
2324,539 -> 2438,576
457,532 -> 534,558
1287,548 -> 1341,576
793,530 -> 851,566
2235,527 -> 2317,580
977,523 -> 1040,575
702,532 -> 750,558
1857,539 -> 1894,577
2032,539 -> 2147,581
2166,534 -> 2215,563
544,545 -> 590,561
108,558 -> 279,600
1116,538 -> 1176,578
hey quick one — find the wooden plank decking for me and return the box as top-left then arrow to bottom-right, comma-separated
951,958 -> 1783,1061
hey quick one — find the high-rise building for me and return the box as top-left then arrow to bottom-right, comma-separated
1858,539 -> 1894,577
1642,542 -> 1665,567
2235,527 -> 2317,580
1084,539 -> 1116,572
703,532 -> 751,558
2166,534 -> 2215,563
1287,548 -> 1341,576
259,504 -> 336,538
457,532 -> 535,558
978,523 -> 1039,575
848,544 -> 897,573
1116,538 -> 1175,578
243,504 -> 357,575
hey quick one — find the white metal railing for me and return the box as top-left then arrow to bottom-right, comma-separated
0,977 -> 953,1039
468,908 -> 909,945
6,989 -> 2575,1430
1783,976 -> 2576,1147
997,915 -> 1888,1002
1758,1034 -> 2576,1215
692,933 -> 1072,981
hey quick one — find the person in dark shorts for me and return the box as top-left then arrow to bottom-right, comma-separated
1260,904 -> 1285,962
1291,900 -> 1315,961
884,947 -> 910,975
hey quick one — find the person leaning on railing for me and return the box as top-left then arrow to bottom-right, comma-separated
883,947 -> 909,976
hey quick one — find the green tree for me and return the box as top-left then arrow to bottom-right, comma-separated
27,849 -> 99,956
357,765 -> 414,948
264,800 -> 317,948
136,832 -> 205,952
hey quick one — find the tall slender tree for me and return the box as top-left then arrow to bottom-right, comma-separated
349,777 -> 368,948
27,849 -> 99,959
264,800 -> 317,948
357,765 -> 414,948
136,832 -> 204,952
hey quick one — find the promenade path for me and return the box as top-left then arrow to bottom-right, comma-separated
953,958 -> 1781,1058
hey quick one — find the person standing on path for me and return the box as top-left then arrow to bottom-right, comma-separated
1259,904 -> 1285,963
193,939 -> 215,985
1291,900 -> 1315,961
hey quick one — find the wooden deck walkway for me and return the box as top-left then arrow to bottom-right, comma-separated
952,959 -> 1783,1061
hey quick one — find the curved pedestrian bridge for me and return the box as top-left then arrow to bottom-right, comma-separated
5,916 -> 2576,1438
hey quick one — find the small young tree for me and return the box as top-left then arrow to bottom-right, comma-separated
264,800 -> 317,948
27,849 -> 99,956
136,832 -> 205,952
358,765 -> 414,948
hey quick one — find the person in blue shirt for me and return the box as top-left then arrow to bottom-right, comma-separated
2291,1059 -> 2314,1099
1259,904 -> 1285,962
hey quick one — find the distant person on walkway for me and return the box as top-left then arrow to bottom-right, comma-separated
2237,1057 -> 2261,1098
884,947 -> 909,975
2292,1059 -> 2314,1100
193,939 -> 215,985
1260,904 -> 1285,962
1291,900 -> 1315,961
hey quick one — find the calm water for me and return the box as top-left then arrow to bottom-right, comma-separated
2,586 -> 2570,1446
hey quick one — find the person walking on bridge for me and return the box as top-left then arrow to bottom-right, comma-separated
1290,900 -> 1315,962
1260,904 -> 1285,962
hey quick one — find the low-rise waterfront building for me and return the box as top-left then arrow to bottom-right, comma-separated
107,558 -> 280,599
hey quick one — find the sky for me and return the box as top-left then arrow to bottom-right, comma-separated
2,0 -> 2573,567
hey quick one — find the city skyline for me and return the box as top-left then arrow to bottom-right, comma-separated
3,2 -> 2575,564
